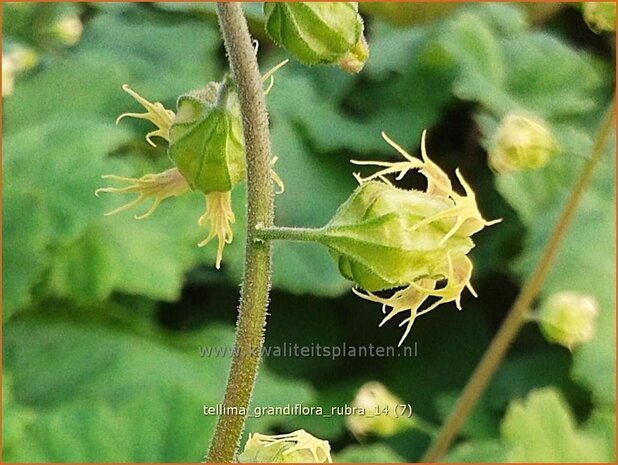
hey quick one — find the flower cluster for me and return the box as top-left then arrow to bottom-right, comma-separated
238,429 -> 332,463
96,64 -> 285,269
320,131 -> 499,345
346,381 -> 411,438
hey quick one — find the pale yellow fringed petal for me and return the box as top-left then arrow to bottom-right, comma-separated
95,168 -> 190,219
350,131 -> 424,184
353,254 -> 478,346
270,156 -> 285,194
261,59 -> 289,96
116,84 -> 175,147
249,430 -> 333,463
353,279 -> 435,347
198,191 -> 236,269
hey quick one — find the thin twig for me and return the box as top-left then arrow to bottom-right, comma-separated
422,99 -> 616,462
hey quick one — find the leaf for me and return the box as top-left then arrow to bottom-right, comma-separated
346,23 -> 456,151
435,392 -> 499,440
4,12 -> 222,134
2,189 -> 50,320
77,12 -> 222,101
3,311 -> 314,462
44,195 -> 206,304
439,4 -> 608,124
583,408 -> 616,461
444,440 -> 509,463
445,387 -> 611,462
335,444 -> 405,463
3,119 -> 212,308
2,373 -> 36,460
501,388 -> 609,462
258,112 -> 357,296
4,120 -> 131,244
440,12 -> 507,105
5,385 -> 211,462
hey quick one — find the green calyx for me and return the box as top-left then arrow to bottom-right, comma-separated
168,77 -> 246,194
321,181 -> 475,292
264,2 -> 367,72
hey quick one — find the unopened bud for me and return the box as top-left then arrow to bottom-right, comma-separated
583,2 -> 616,33
2,59 -> 16,97
339,36 -> 369,73
2,44 -> 39,96
488,112 -> 559,173
238,430 -> 332,463
346,382 -> 411,438
537,291 -> 599,349
52,14 -> 83,46
264,2 -> 368,73
169,77 -> 246,194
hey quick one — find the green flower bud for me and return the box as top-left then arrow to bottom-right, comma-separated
264,2 -> 368,73
339,36 -> 369,74
238,430 -> 332,463
488,112 -> 559,173
537,291 -> 599,350
583,2 -> 616,33
323,181 -> 475,292
346,382 -> 411,438
329,132 -> 499,344
168,77 -> 246,194
51,14 -> 83,46
2,43 -> 39,96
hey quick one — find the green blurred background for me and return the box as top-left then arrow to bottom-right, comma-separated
2,2 -> 616,462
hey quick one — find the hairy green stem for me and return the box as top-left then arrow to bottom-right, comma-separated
422,99 -> 616,462
255,225 -> 325,243
207,3 -> 274,462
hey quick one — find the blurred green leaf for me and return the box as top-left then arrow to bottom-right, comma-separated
2,2 -> 82,52
501,388 -> 609,461
2,189 -> 50,320
436,392 -> 499,440
4,12 -> 221,134
583,407 -> 616,461
4,121 -> 130,243
4,385 -> 214,462
444,440 -> 509,463
446,388 -> 611,462
3,312 -> 313,461
2,373 -> 36,460
335,443 -> 405,463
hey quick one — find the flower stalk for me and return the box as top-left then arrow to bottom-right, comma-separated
207,2 -> 275,462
